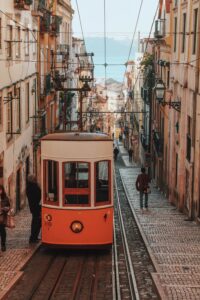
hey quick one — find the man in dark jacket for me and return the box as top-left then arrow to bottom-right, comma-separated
26,175 -> 41,243
136,167 -> 150,210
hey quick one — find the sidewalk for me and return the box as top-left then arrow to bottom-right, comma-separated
0,207 -> 39,299
118,144 -> 200,300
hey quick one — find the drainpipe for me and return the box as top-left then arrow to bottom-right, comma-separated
190,4 -> 200,220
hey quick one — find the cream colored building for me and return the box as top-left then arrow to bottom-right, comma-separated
0,1 -> 37,211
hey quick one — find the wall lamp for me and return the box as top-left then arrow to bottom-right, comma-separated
154,79 -> 181,112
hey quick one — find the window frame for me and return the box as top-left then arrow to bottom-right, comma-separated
62,161 -> 91,207
16,26 -> 21,58
25,82 -> 30,123
43,159 -> 59,206
94,160 -> 111,206
174,17 -> 177,52
192,8 -> 198,55
0,94 -> 2,130
7,92 -> 13,141
182,13 -> 186,53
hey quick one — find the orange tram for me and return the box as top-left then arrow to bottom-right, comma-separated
41,132 -> 114,248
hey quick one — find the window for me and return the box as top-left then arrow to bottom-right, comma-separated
0,18 -> 2,50
16,26 -> 21,58
174,17 -> 177,52
7,25 -> 13,58
26,82 -> 30,123
44,160 -> 59,205
186,116 -> 192,161
63,162 -> 90,205
182,13 -> 186,53
7,92 -> 13,140
25,29 -> 29,56
193,9 -> 198,55
95,160 -> 111,204
16,87 -> 21,131
175,153 -> 178,187
0,95 -> 2,129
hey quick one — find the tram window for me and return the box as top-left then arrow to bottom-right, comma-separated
95,161 -> 110,203
44,160 -> 59,204
63,162 -> 90,205
64,162 -> 89,188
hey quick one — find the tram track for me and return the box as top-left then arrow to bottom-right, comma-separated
113,163 -> 160,300
5,249 -> 113,300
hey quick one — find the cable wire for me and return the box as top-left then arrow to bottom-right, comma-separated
104,0 -> 107,88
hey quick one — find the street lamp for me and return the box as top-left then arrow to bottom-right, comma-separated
154,79 -> 181,112
154,79 -> 165,102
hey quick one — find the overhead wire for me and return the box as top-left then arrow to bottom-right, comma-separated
119,0 -> 144,97
103,0 -> 107,88
133,2 -> 159,92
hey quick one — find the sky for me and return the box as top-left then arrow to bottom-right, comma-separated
71,0 -> 159,40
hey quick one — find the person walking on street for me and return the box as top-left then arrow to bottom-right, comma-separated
136,167 -> 150,210
0,185 -> 10,252
113,146 -> 119,161
26,175 -> 41,243
128,148 -> 133,162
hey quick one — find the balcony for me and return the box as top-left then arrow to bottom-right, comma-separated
40,12 -> 51,33
153,131 -> 163,156
140,133 -> 149,151
154,19 -> 165,39
14,0 -> 32,10
57,44 -> 70,54
141,87 -> 151,104
32,0 -> 46,15
51,16 -> 62,36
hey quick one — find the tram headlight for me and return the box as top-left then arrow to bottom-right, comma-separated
70,221 -> 84,233
44,214 -> 52,222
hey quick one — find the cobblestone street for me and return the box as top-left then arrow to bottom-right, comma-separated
0,208 -> 39,299
119,148 -> 200,300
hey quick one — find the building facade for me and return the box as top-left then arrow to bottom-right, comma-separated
0,0 -> 37,211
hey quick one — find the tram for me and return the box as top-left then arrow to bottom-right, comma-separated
41,132 -> 113,248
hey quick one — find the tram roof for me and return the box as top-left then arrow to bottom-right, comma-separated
41,132 -> 113,142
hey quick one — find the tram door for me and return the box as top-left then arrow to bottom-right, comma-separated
16,169 -> 21,211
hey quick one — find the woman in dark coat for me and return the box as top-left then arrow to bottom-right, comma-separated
0,185 -> 10,251
26,175 -> 41,243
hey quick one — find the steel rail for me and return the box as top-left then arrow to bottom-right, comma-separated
114,169 -> 140,300
112,214 -> 121,300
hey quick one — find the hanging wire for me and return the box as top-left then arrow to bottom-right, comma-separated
119,0 -> 144,97
133,2 -> 159,92
103,0 -> 107,89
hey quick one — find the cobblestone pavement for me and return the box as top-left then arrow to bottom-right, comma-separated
0,207 -> 39,299
119,145 -> 200,300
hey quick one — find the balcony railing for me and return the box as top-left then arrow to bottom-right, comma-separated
154,19 -> 165,39
14,0 -> 32,10
57,44 -> 70,54
153,131 -> 163,156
